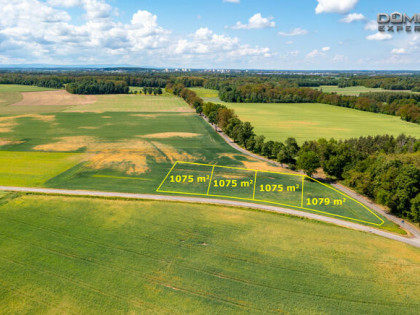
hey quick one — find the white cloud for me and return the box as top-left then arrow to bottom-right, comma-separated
366,32 -> 392,41
340,13 -> 365,23
332,54 -> 348,63
0,0 -> 270,66
391,48 -> 406,55
223,0 -> 240,3
229,13 -> 275,30
364,20 -> 377,31
278,28 -> 308,37
321,46 -> 330,52
315,0 -> 358,14
285,40 -> 294,45
307,49 -> 322,58
174,27 -> 270,58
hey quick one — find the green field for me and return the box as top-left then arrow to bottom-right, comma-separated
0,110 -> 398,229
314,85 -> 419,96
191,88 -> 420,143
0,151 -> 82,186
314,85 -> 387,96
158,161 -> 394,230
0,194 -> 418,314
0,84 -> 58,93
65,93 -> 192,112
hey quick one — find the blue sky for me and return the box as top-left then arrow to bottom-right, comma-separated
0,0 -> 419,69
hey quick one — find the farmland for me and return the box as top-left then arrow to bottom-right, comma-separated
0,85 -> 400,229
0,194 -> 418,314
314,85 -> 387,96
313,85 -> 420,96
191,88 -> 420,143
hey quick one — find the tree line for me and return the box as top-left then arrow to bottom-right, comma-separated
169,84 -> 420,223
66,80 -> 129,94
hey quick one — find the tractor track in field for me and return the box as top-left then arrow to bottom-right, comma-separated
0,185 -> 419,248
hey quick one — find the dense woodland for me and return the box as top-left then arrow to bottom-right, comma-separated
66,80 -> 129,94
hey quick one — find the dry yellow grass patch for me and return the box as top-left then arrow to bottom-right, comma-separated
151,141 -> 197,164
0,114 -> 55,133
78,126 -> 99,130
32,136 -> 199,175
34,136 -> 95,152
241,160 -> 294,174
0,139 -> 24,146
141,132 -> 201,139
217,153 -> 242,159
101,116 -> 112,119
129,114 -> 159,119
89,150 -> 150,175
12,90 -> 96,106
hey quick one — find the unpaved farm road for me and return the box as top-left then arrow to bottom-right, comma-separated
1,185 -> 420,249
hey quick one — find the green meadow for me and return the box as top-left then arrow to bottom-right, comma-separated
314,85 -> 420,96
0,194 -> 418,314
191,88 -> 420,143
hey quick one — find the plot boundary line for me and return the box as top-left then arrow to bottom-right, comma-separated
156,161 -> 384,226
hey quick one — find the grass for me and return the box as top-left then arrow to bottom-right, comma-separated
158,162 -> 394,230
314,85 -> 420,96
0,107 -> 398,229
65,93 -> 192,112
0,84 -> 58,93
0,194 -> 418,314
0,151 -> 82,186
191,88 -> 420,143
314,85 -> 387,96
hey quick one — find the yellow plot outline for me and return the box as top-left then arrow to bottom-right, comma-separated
156,161 -> 385,226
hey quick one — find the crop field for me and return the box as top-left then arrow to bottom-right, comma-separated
0,84 -> 399,229
313,85 -> 420,96
191,88 -> 420,143
314,85 -> 387,96
0,194 -> 418,314
0,151 -> 82,186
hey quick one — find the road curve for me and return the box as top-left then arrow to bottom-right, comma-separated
1,185 -> 420,249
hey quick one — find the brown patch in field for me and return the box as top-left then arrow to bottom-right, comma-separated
79,126 -> 99,130
241,161 -> 294,174
217,153 -> 242,159
32,135 -> 199,175
130,114 -> 159,118
0,121 -> 17,133
101,116 -> 112,119
0,139 -> 24,146
0,114 -> 55,133
34,136 -> 95,152
12,90 -> 96,106
151,141 -> 197,163
89,150 -> 150,174
141,132 -> 201,139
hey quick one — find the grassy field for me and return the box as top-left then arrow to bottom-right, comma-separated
0,85 -> 58,93
191,88 -> 420,143
314,85 -> 387,96
0,194 -> 418,314
158,162 -> 394,230
0,84 -> 399,228
0,151 -> 82,186
314,85 -> 419,96
0,85 -> 192,115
